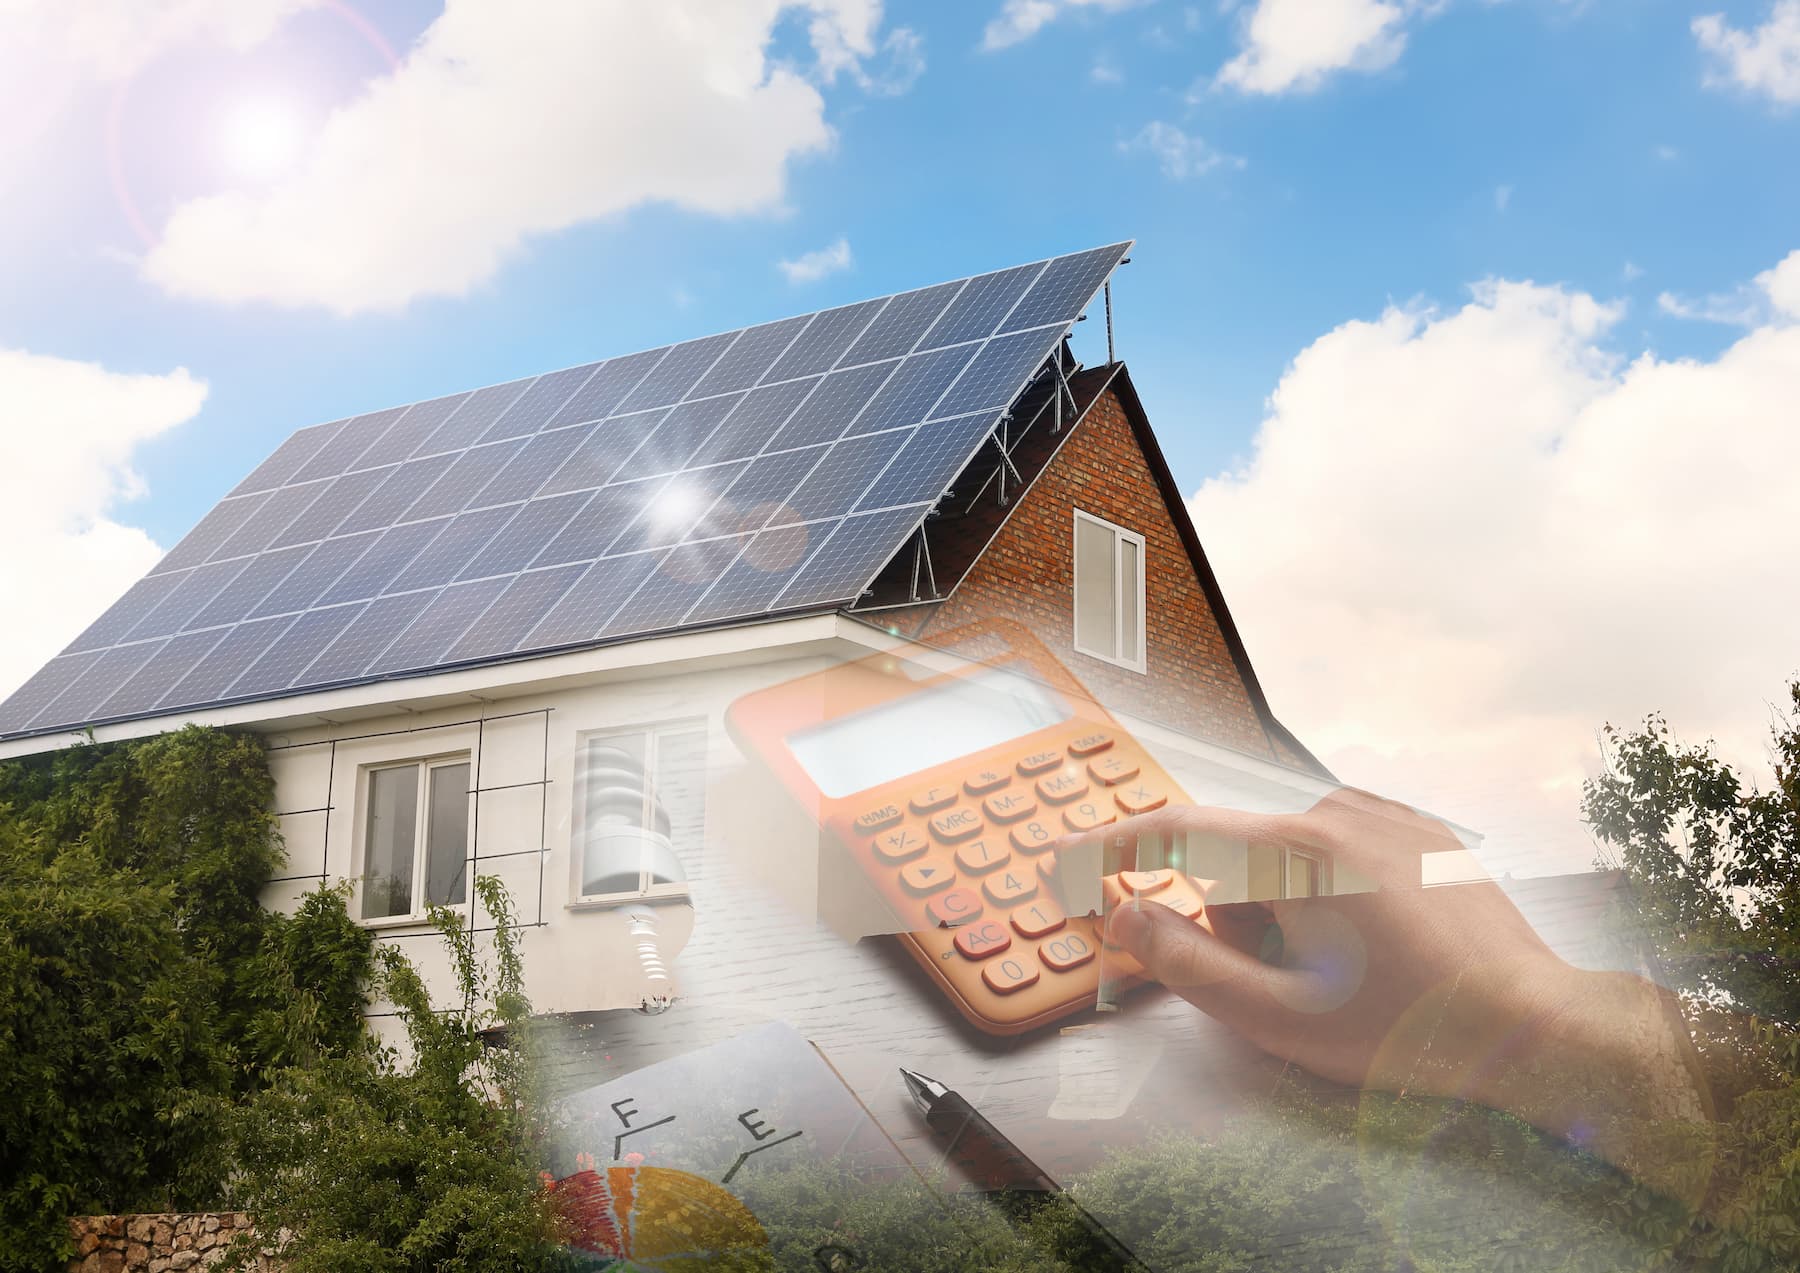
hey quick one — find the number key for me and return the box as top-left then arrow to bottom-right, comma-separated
1040,931 -> 1096,972
982,869 -> 1037,907
1121,869 -> 1173,895
982,955 -> 1040,995
1008,820 -> 1057,855
955,838 -> 1010,875
1062,801 -> 1117,834
1011,900 -> 1066,938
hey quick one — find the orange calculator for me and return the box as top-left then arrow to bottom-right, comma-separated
725,623 -> 1210,1036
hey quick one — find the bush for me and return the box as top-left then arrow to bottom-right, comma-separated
0,727 -> 373,1271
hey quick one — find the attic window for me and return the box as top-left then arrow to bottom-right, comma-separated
1072,510 -> 1146,673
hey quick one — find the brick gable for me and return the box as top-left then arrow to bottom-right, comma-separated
873,374 -> 1309,767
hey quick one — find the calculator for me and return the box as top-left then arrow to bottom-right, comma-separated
725,623 -> 1211,1036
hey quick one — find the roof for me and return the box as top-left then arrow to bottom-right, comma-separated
0,243 -> 1131,742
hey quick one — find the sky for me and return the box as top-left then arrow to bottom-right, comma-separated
1,0 -> 1796,877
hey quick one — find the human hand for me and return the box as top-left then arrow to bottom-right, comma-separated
1058,789 -> 1708,1158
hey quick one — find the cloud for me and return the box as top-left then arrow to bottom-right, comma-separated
1189,257 -> 1800,878
1215,0 -> 1411,95
778,236 -> 853,284
138,1 -> 903,314
1621,260 -> 1644,282
1090,56 -> 1125,84
1694,0 -> 1800,107
982,0 -> 1144,51
1494,183 -> 1512,212
0,347 -> 206,698
1657,250 -> 1800,326
1120,121 -> 1243,180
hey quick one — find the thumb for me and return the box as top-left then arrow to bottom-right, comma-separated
1107,900 -> 1294,1035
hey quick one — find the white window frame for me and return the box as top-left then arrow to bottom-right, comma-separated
569,719 -> 706,908
356,752 -> 473,929
1071,509 -> 1148,674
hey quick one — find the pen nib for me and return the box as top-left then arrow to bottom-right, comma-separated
898,1067 -> 947,1113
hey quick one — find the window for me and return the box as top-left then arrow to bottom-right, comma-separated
361,756 -> 471,921
1072,510 -> 1146,672
1284,849 -> 1322,899
575,721 -> 706,903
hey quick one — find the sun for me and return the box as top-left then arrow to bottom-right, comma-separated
219,97 -> 305,182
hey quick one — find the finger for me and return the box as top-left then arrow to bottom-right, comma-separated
1107,899 -> 1301,1044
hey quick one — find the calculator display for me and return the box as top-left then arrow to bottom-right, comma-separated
788,666 -> 1070,798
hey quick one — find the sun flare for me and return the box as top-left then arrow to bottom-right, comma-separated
219,97 -> 305,182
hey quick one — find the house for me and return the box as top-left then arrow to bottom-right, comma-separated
0,243 -> 1362,1029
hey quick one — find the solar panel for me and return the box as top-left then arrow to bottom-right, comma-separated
1,241 -> 1130,738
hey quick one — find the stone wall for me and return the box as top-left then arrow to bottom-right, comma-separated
65,1213 -> 276,1272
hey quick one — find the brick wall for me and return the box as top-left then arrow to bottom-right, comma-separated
883,384 -> 1283,761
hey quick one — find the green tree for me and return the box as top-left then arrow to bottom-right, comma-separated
0,727 -> 374,1271
222,877 -> 572,1273
1582,680 -> 1800,1026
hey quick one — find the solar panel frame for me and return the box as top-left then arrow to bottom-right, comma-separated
0,241 -> 1133,739
66,574 -> 187,650
93,628 -> 231,721
31,640 -> 164,731
478,363 -> 600,443
354,392 -> 470,469
186,545 -> 311,631
272,465 -> 396,549
840,280 -> 966,366
763,298 -> 885,382
228,420 -> 345,497
0,650 -> 105,732
290,407 -> 407,484
150,493 -> 270,575
769,503 -> 938,609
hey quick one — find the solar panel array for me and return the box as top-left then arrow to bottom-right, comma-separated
0,242 -> 1130,739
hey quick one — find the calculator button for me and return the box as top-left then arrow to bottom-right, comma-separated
1087,755 -> 1140,787
1068,732 -> 1114,757
1035,770 -> 1089,805
853,803 -> 903,834
955,838 -> 1010,875
963,769 -> 1010,796
928,807 -> 984,843
1062,801 -> 1117,834
871,826 -> 928,863
1114,782 -> 1167,816
982,869 -> 1038,907
1011,900 -> 1066,938
953,920 -> 1011,960
1016,750 -> 1063,776
1121,869 -> 1173,895
1008,820 -> 1058,855
900,860 -> 955,895
1152,891 -> 1204,920
926,888 -> 983,928
982,956 -> 1040,995
1039,931 -> 1097,972
909,785 -> 957,815
982,790 -> 1038,823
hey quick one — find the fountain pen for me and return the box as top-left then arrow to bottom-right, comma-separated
899,1067 -> 1149,1271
